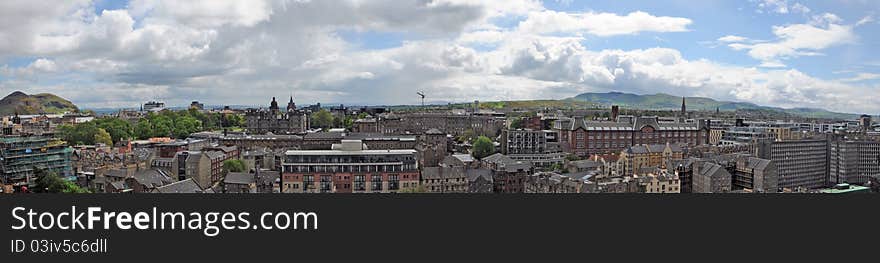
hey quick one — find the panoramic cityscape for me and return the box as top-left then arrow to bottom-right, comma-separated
0,90 -> 877,194
0,0 -> 878,194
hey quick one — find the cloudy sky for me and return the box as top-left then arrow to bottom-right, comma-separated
0,0 -> 878,114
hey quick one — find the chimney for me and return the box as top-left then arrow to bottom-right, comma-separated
611,105 -> 619,121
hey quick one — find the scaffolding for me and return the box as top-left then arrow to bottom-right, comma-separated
0,136 -> 73,184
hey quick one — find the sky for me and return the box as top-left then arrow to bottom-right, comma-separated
0,0 -> 878,114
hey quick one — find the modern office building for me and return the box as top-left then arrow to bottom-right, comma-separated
500,129 -> 564,167
280,140 -> 419,193
757,139 -> 829,190
720,127 -> 776,145
829,139 -> 880,185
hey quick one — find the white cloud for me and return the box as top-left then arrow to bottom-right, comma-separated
839,73 -> 880,82
753,0 -> 810,14
0,0 -> 877,115
718,35 -> 749,43
517,10 -> 692,37
723,14 -> 860,66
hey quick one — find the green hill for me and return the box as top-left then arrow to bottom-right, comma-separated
571,92 -> 859,120
0,91 -> 79,116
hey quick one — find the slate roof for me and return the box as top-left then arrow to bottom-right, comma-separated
224,172 -> 255,185
155,179 -> 205,193
558,116 -> 700,131
131,169 -> 173,188
697,162 -> 730,180
569,160 -> 601,169
104,169 -> 128,178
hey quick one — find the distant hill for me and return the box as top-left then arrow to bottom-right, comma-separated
0,91 -> 79,116
571,92 -> 860,120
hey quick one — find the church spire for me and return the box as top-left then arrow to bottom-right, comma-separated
680,96 -> 687,122
681,96 -> 686,114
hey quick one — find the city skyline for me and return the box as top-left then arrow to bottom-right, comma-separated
1,0 -> 879,113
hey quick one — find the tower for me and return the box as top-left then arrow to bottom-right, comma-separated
269,97 -> 279,113
287,96 -> 296,112
680,97 -> 687,122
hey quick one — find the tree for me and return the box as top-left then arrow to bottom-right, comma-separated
94,128 -> 113,146
509,117 -> 523,129
222,159 -> 247,174
95,118 -> 133,143
34,167 -> 89,193
135,120 -> 153,139
310,109 -> 334,130
471,136 -> 496,159
173,116 -> 202,138
456,129 -> 476,143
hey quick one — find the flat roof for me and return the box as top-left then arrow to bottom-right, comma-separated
819,184 -> 870,194
285,149 -> 416,156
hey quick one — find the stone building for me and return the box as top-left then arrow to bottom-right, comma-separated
734,157 -> 777,193
245,96 -> 310,134
618,143 -> 684,176
692,161 -> 732,193
481,153 -> 534,193
415,128 -> 447,168
372,112 -> 504,137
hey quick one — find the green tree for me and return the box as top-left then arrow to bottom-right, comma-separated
134,120 -> 153,139
173,116 -> 202,138
471,136 -> 496,159
456,129 -> 476,143
95,118 -> 132,143
223,159 -> 247,174
34,167 -> 89,193
223,113 -> 245,128
94,128 -> 113,146
310,109 -> 334,130
509,117 -> 523,129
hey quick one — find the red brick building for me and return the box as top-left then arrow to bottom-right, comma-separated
554,116 -> 706,156
280,140 -> 419,193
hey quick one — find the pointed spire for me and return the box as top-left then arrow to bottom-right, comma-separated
681,96 -> 686,113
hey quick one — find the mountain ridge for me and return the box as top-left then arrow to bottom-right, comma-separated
570,91 -> 860,119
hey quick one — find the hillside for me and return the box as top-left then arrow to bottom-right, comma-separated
572,92 -> 859,120
0,91 -> 79,116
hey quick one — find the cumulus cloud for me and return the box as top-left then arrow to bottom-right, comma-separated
0,0 -> 877,115
722,13 -> 861,67
517,10 -> 692,37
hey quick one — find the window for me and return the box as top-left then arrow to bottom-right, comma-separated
389,175 -> 399,190
320,175 -> 332,193
371,176 -> 383,192
303,175 -> 314,191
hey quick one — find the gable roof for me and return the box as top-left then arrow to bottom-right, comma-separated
131,169 -> 173,188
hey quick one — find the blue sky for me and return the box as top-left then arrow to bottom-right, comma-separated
0,0 -> 878,114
